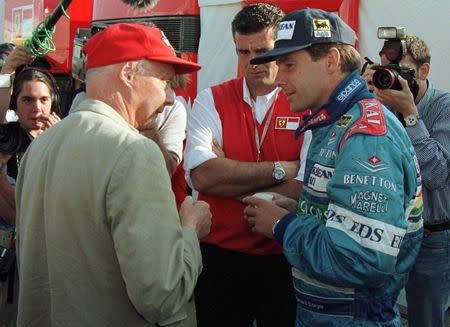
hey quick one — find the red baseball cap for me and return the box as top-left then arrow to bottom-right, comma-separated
83,23 -> 201,74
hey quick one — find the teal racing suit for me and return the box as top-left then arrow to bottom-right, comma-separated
274,72 -> 423,326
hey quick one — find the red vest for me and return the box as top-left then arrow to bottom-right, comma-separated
171,158 -> 187,210
199,78 -> 305,255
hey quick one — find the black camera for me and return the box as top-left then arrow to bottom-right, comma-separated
372,64 -> 416,91
0,122 -> 31,156
365,27 -> 419,98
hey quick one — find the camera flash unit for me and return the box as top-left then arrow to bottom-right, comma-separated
377,27 -> 406,40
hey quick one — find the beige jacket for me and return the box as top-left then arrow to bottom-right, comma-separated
16,100 -> 201,327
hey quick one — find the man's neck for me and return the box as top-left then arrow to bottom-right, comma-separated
88,90 -> 136,127
247,82 -> 277,100
316,72 -> 350,109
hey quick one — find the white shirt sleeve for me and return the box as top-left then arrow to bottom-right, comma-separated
183,88 -> 222,187
155,99 -> 187,163
295,130 -> 312,182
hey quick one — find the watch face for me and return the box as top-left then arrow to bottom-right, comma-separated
274,168 -> 285,180
404,114 -> 418,126
273,162 -> 285,182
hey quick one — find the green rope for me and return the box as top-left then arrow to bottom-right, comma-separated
24,1 -> 70,57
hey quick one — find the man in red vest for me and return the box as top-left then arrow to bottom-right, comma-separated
184,4 -> 311,326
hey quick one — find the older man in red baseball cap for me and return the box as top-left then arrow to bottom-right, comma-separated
15,23 -> 211,327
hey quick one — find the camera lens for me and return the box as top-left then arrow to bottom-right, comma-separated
373,68 -> 397,89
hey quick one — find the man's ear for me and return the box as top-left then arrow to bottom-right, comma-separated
326,47 -> 341,74
417,62 -> 430,81
118,62 -> 136,87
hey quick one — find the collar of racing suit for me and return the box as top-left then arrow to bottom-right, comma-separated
295,70 -> 375,138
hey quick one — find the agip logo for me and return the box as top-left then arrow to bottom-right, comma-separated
313,18 -> 331,38
313,19 -> 330,30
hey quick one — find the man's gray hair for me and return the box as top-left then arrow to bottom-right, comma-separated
85,59 -> 149,83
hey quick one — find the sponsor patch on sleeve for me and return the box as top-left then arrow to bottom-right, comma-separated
338,99 -> 387,152
307,163 -> 334,193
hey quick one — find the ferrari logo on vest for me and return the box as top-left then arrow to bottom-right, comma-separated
275,117 -> 300,130
277,118 -> 286,128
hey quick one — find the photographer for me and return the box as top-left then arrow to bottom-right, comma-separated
365,34 -> 450,327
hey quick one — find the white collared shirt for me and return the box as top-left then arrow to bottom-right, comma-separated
184,78 -> 312,187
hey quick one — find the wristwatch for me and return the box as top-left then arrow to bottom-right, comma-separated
0,74 -> 12,88
403,113 -> 420,127
272,161 -> 286,183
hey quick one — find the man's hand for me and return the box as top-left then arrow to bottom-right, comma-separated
375,76 -> 418,117
39,112 -> 61,130
0,45 -> 35,75
242,196 -> 289,239
139,116 -> 158,139
179,196 -> 212,239
361,63 -> 377,92
211,139 -> 224,158
0,153 -> 11,170
272,192 -> 298,212
140,117 -> 179,176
